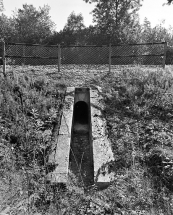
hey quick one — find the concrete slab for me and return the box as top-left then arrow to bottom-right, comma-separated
47,87 -> 75,184
47,135 -> 71,183
59,87 -> 74,135
59,112 -> 73,135
90,89 -> 115,188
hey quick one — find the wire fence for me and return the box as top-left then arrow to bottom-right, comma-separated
111,42 -> 166,65
61,45 -> 109,65
0,41 -> 167,76
61,42 -> 166,66
5,43 -> 59,65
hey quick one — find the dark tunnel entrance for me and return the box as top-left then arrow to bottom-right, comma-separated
70,91 -> 94,188
74,101 -> 88,125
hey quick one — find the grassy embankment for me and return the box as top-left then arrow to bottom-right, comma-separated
0,65 -> 173,214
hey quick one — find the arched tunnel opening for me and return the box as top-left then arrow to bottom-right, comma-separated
69,90 -> 94,188
74,101 -> 88,125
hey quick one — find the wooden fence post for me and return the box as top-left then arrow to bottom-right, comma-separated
163,42 -> 167,69
109,43 -> 111,72
1,41 -> 6,77
58,44 -> 61,72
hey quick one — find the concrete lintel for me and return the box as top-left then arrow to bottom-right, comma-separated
90,89 -> 115,188
59,113 -> 73,135
91,115 -> 107,139
59,87 -> 74,135
54,135 -> 71,168
47,87 -> 75,184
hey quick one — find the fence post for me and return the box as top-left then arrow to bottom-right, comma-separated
58,44 -> 61,72
1,41 -> 6,77
163,42 -> 167,68
109,43 -> 111,72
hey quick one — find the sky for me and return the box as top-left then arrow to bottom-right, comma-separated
2,0 -> 173,31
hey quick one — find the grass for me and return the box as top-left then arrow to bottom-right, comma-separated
0,64 -> 173,214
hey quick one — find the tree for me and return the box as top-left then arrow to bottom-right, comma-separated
0,0 -> 4,12
84,0 -> 143,44
63,11 -> 85,32
152,21 -> 171,43
62,12 -> 86,45
140,18 -> 153,42
166,0 -> 173,4
13,4 -> 55,43
0,14 -> 16,42
121,13 -> 142,43
140,19 -> 173,44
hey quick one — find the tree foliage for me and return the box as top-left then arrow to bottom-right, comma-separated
13,4 -> 55,43
63,11 -> 85,32
1,1 -> 173,48
140,18 -> 173,45
61,11 -> 86,45
166,0 -> 173,4
0,14 -> 16,42
0,0 -> 4,12
84,0 -> 143,43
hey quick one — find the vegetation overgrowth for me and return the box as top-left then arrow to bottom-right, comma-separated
0,65 -> 173,214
